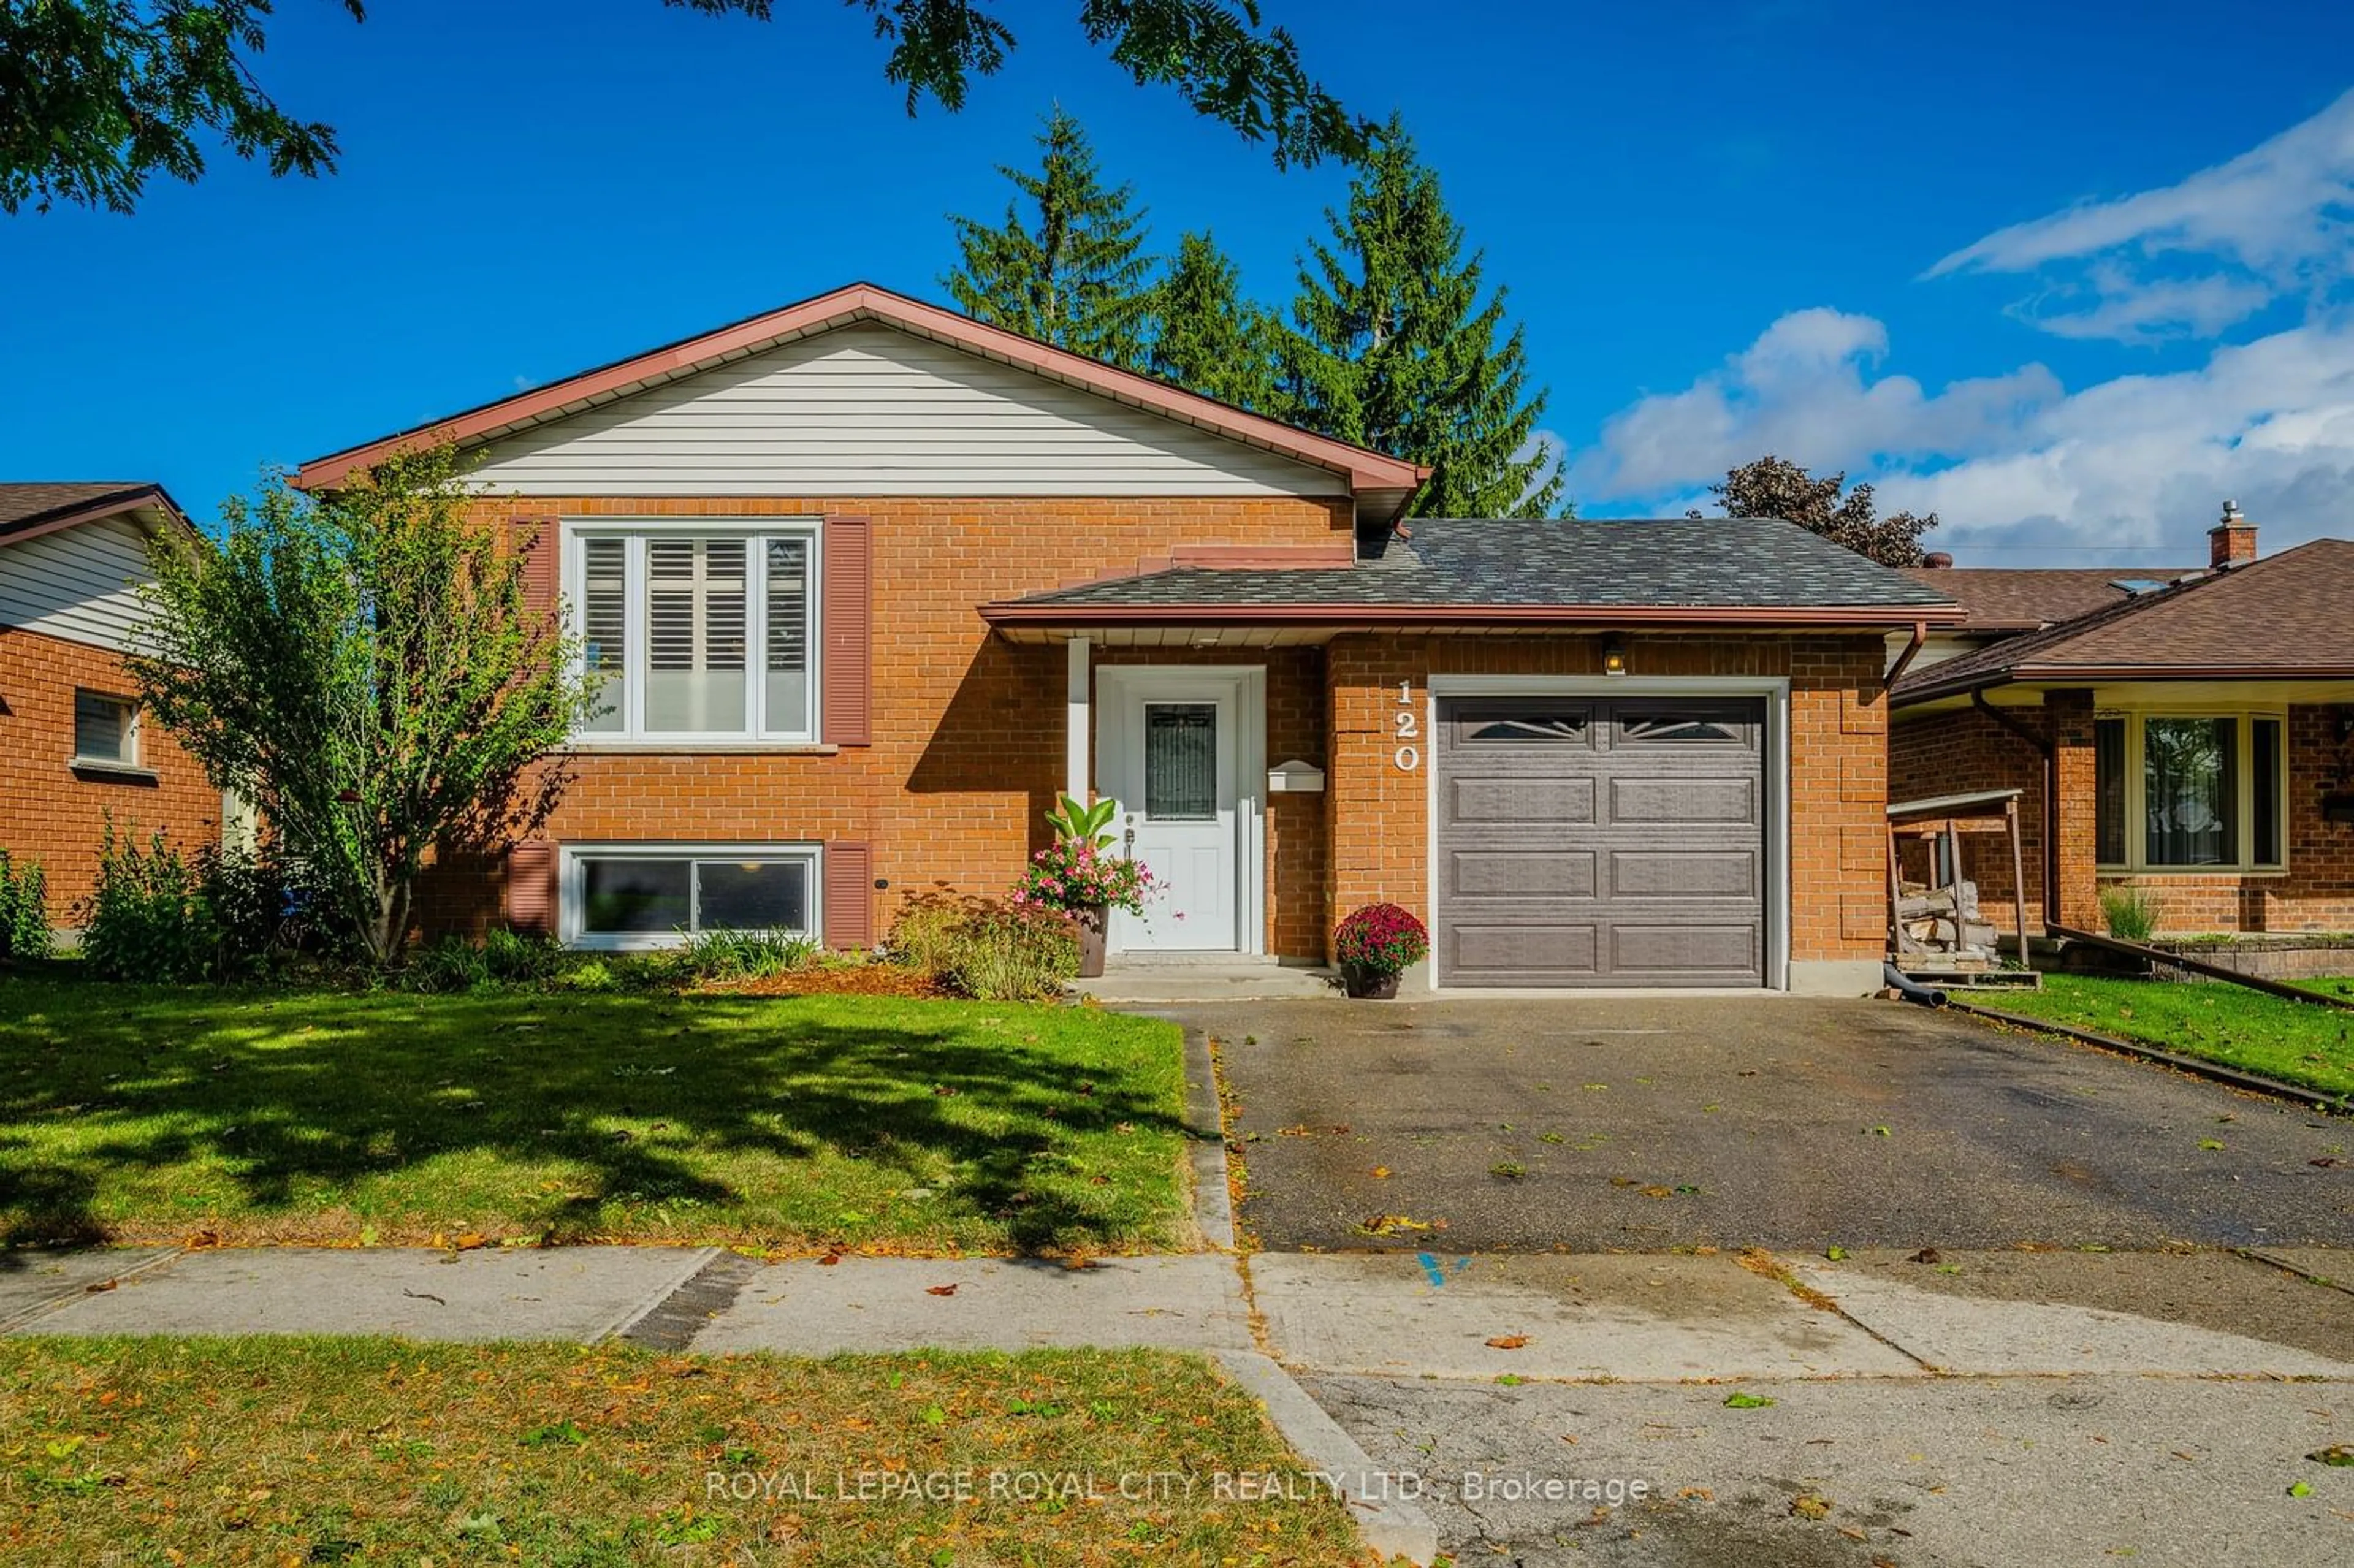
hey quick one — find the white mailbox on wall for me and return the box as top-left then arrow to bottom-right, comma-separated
1267,759 -> 1327,793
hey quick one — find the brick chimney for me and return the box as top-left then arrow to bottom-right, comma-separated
2209,500 -> 2257,568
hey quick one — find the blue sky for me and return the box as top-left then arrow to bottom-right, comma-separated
6,0 -> 2354,562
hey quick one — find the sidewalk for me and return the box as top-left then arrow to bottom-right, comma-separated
7,1241 -> 2352,1567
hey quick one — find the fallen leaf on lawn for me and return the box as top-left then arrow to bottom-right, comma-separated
1908,1247 -> 1943,1265
454,1233 -> 485,1251
2312,1157 -> 2345,1169
1371,1166 -> 1393,1179
1485,1335 -> 1529,1350
816,1250 -> 844,1267
1790,1491 -> 1833,1520
2310,1445 -> 2354,1467
85,1279 -> 118,1294
1840,1526 -> 1868,1541
1723,1392 -> 1775,1409
925,1284 -> 958,1298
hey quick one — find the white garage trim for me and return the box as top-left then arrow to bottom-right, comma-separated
1422,674 -> 1792,994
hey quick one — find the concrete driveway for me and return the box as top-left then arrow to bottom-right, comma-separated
1187,996 -> 2354,1253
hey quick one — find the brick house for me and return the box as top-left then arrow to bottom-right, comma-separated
1890,512 -> 2354,937
294,284 -> 1959,994
0,483 -> 222,926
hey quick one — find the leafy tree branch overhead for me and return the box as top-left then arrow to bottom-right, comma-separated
0,0 -> 1367,215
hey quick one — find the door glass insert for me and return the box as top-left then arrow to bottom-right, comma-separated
1465,715 -> 1591,744
1144,703 -> 1217,820
1616,709 -> 1743,743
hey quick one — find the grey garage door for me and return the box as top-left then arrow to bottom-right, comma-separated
1434,696 -> 1767,987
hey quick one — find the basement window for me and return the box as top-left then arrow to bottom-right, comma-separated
560,844 -> 818,950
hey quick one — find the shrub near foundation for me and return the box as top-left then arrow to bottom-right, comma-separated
888,894 -> 1080,1002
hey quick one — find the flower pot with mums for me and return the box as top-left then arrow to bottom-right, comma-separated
1333,902 -> 1429,999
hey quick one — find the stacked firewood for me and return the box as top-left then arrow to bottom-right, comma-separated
1895,879 -> 2000,967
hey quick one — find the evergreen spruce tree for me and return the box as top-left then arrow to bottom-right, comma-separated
943,108 -> 1156,370
1147,230 -> 1280,411
1279,115 -> 1564,517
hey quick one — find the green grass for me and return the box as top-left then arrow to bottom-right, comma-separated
0,1337 -> 1371,1565
1990,973 -> 2354,1098
0,978 -> 1191,1254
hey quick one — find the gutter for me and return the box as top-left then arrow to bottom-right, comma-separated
980,601 -> 1967,631
1972,690 -> 2058,928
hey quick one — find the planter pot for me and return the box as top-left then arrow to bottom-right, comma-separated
1341,964 -> 1400,1000
1073,903 -> 1109,979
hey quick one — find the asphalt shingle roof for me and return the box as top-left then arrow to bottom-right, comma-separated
1892,538 -> 2354,701
1007,517 -> 1956,612
1898,566 -> 2203,630
0,482 -> 160,535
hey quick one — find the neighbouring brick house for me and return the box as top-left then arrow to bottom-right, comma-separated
294,283 -> 1959,994
1890,511 -> 2354,938
0,483 -> 222,926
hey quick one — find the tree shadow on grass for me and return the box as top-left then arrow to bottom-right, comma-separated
0,982 -> 1192,1255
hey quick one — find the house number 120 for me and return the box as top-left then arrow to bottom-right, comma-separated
1393,682 -> 1420,771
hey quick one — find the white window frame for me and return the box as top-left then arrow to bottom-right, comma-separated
2094,708 -> 2289,875
558,842 -> 823,951
71,688 -> 142,769
563,518 -> 822,745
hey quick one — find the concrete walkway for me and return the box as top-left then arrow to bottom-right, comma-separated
19,1243 -> 2347,1379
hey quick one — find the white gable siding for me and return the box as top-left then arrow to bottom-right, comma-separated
462,325 -> 1344,497
0,516 -> 159,652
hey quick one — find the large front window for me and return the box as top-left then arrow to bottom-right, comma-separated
564,845 -> 818,948
571,524 -> 817,741
2093,712 -> 2286,872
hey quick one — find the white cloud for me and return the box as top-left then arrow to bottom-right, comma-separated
1571,96 -> 2354,560
1575,310 -> 2354,561
1572,309 -> 2059,497
1929,88 -> 2354,341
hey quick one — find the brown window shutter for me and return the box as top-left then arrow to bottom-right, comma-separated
506,840 -> 557,934
821,514 -> 872,745
823,842 -> 874,950
513,518 -> 558,620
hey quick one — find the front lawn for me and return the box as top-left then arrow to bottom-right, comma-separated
0,979 -> 1192,1253
1989,974 -> 2354,1098
0,1338 -> 1371,1564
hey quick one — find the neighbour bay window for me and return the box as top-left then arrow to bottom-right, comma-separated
571,523 -> 818,741
562,844 -> 819,949
2093,712 -> 2286,872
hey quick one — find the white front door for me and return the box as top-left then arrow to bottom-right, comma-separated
1103,679 -> 1241,952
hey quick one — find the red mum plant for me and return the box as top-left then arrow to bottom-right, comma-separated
1333,902 -> 1429,976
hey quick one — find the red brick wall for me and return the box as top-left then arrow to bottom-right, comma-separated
418,495 -> 1350,946
1889,701 -> 2051,933
0,626 -> 221,921
1322,633 -> 1891,967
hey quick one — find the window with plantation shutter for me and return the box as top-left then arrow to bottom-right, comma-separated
566,522 -> 820,741
582,539 -> 627,733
